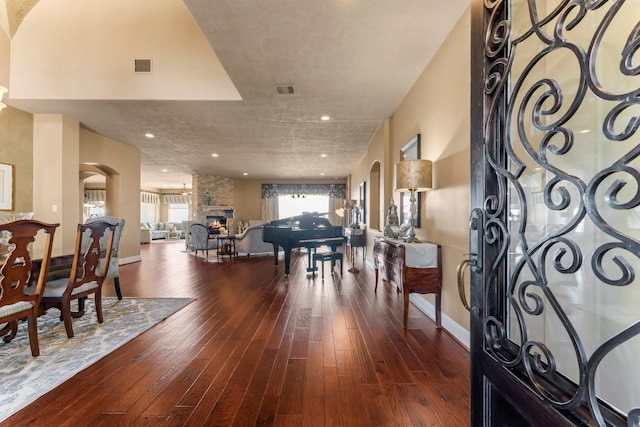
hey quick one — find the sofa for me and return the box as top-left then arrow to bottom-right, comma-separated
235,223 -> 274,257
140,222 -> 186,241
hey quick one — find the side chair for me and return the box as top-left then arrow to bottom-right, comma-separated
190,223 -> 217,258
0,220 -> 58,356
86,215 -> 124,300
40,221 -> 116,338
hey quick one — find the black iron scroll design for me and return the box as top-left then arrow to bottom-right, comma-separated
482,0 -> 639,424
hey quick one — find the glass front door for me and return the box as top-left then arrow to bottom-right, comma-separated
469,1 -> 640,425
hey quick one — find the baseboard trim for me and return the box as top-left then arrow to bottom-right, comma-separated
409,294 -> 470,351
121,255 -> 142,265
364,258 -> 470,350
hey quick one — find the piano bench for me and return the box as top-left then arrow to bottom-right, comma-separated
312,251 -> 343,279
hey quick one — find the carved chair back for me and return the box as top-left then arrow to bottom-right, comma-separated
0,220 -> 58,356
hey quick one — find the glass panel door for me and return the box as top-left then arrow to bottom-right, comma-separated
471,1 -> 640,424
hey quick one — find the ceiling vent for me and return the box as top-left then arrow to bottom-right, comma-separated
134,59 -> 152,73
274,84 -> 296,95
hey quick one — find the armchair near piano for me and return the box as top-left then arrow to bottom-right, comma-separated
235,223 -> 273,257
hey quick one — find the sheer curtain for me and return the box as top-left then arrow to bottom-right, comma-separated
328,196 -> 343,226
261,197 -> 279,223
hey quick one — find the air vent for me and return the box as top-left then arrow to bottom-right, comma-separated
274,84 -> 296,95
134,59 -> 152,73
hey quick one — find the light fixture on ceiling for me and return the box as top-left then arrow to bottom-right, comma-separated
211,153 -> 219,157
395,159 -> 433,243
181,183 -> 192,196
321,115 -> 331,121
243,172 -> 248,176
144,133 -> 154,139
0,86 -> 8,111
321,154 -> 327,158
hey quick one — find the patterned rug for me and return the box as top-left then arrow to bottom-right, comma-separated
0,297 -> 193,423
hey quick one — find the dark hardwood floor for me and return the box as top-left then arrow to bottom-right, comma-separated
6,240 -> 470,426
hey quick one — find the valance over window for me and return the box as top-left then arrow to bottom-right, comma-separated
163,194 -> 192,204
84,189 -> 106,202
261,184 -> 346,199
140,191 -> 160,204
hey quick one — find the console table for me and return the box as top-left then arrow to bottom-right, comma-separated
344,227 -> 366,271
373,237 -> 442,328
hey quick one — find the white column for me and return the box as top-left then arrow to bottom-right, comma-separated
33,114 -> 80,256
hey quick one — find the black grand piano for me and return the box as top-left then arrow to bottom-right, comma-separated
262,212 -> 345,275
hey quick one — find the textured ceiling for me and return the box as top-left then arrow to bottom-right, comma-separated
3,0 -> 469,189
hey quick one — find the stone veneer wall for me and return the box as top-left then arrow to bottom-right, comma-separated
192,174 -> 235,224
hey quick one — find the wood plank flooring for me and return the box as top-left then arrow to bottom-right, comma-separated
5,240 -> 470,426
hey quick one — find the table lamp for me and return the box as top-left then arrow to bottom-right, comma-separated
395,159 -> 432,243
335,199 -> 357,229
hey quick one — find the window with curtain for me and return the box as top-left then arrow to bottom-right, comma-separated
168,203 -> 189,222
278,195 -> 329,219
261,183 -> 346,225
140,191 -> 160,224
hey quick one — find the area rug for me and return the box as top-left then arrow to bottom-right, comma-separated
0,297 -> 193,423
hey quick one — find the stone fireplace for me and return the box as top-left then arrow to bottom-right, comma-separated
200,206 -> 235,227
192,174 -> 235,230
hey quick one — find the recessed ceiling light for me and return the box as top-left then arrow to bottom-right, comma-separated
162,169 -> 168,172
321,115 -> 331,121
320,173 -> 325,176
211,153 -> 219,157
321,154 -> 327,158
145,133 -> 154,139
243,172 -> 248,176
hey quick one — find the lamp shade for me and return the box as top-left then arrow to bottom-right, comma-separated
395,159 -> 433,192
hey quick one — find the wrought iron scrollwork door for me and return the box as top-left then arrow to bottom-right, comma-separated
469,1 -> 640,425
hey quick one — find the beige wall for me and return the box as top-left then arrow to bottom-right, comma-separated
350,7 -> 471,332
79,128 -> 141,262
0,106 -> 33,213
10,0 -> 239,101
0,29 -> 9,87
1,107 -> 142,262
233,179 -> 264,223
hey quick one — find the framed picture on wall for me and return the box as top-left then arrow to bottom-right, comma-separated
0,162 -> 14,211
399,134 -> 421,227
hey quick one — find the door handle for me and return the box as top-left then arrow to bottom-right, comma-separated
458,208 -> 483,316
457,259 -> 475,314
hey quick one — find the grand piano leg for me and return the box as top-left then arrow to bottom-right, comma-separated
284,249 -> 292,275
272,244 -> 279,265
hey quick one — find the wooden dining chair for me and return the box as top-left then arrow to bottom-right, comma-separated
0,220 -> 58,356
40,220 -> 116,338
85,216 -> 125,299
